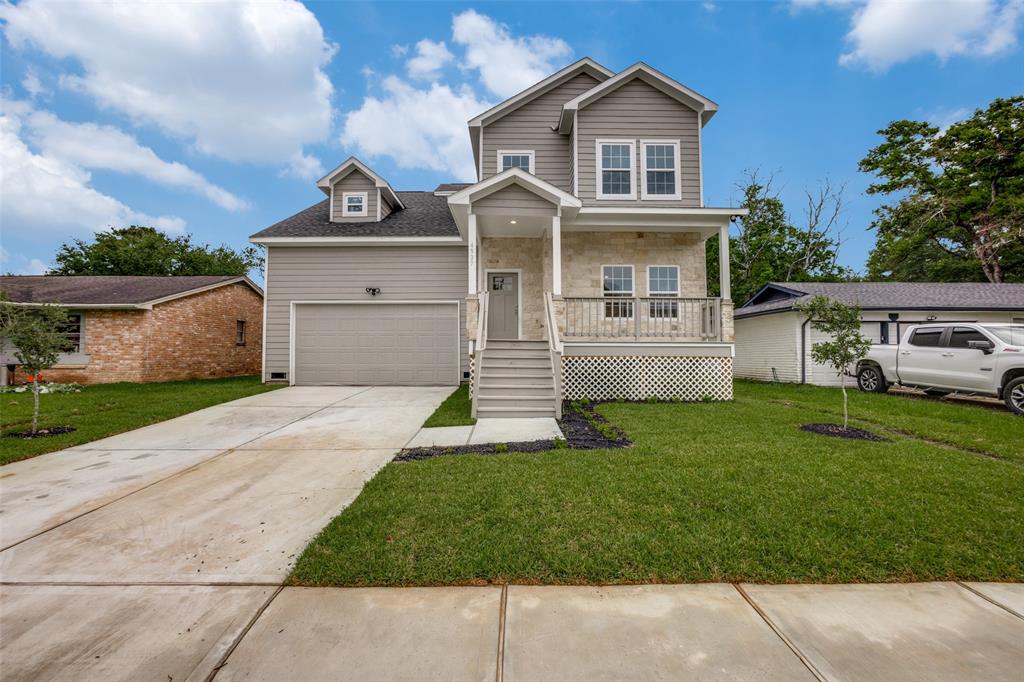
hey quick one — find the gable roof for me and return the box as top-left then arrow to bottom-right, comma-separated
0,275 -> 261,309
447,167 -> 582,236
736,282 -> 1024,318
316,157 -> 404,209
250,191 -> 460,242
558,62 -> 719,133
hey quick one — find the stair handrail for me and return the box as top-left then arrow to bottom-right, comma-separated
544,292 -> 563,418
477,291 -> 489,353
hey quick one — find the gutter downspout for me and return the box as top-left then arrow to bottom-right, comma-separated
800,317 -> 810,384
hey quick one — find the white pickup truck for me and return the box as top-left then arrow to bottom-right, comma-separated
855,323 -> 1024,415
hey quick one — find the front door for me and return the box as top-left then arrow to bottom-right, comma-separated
487,272 -> 519,339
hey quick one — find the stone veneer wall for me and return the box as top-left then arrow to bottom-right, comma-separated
39,283 -> 263,385
479,237 -> 548,341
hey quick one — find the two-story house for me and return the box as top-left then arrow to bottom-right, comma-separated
251,59 -> 746,418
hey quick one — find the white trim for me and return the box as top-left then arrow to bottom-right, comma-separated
696,111 -> 704,207
551,215 -> 562,296
496,149 -> 535,175
288,300 -> 462,387
646,264 -> 680,296
572,120 -> 579,197
601,263 -> 635,320
595,139 -> 636,200
376,189 -> 382,221
484,268 -> 523,340
329,184 -> 335,222
467,213 -> 478,295
250,237 -> 465,246
342,191 -> 368,218
448,167 -> 581,210
718,224 -> 732,301
317,157 -> 404,209
478,126 -> 484,181
640,140 -> 682,201
261,250 -> 270,382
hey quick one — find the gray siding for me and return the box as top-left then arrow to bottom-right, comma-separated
473,184 -> 557,218
264,246 -> 469,381
482,72 -> 600,192
330,170 -> 378,222
577,79 -> 701,207
380,192 -> 394,220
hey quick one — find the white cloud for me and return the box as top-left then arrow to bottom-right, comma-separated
0,0 -> 336,167
283,152 -> 325,181
0,112 -> 184,239
21,69 -> 47,99
702,1 -> 719,12
926,106 -> 971,132
342,76 -> 490,181
9,104 -> 246,211
811,0 -> 1024,71
0,248 -> 48,275
452,9 -> 572,98
391,44 -> 410,58
406,39 -> 455,81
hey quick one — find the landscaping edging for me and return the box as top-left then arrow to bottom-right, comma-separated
800,423 -> 888,441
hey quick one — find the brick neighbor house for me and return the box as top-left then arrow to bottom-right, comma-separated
0,275 -> 263,385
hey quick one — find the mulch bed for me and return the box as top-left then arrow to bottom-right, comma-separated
800,423 -> 888,442
4,426 -> 76,439
395,401 -> 631,462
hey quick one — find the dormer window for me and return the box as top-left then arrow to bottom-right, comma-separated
498,150 -> 534,174
343,192 -> 367,217
641,141 -> 680,200
596,140 -> 635,200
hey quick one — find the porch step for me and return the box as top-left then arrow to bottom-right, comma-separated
478,373 -> 554,385
485,340 -> 548,350
483,349 -> 551,360
477,406 -> 557,419
477,395 -> 554,408
476,383 -> 554,395
475,341 -> 558,418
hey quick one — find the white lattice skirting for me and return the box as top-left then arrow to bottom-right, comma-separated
561,356 -> 733,402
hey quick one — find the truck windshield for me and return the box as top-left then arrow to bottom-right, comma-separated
985,326 -> 1024,345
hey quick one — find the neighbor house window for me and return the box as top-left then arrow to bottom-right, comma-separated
236,320 -> 247,346
63,313 -> 83,353
647,265 -> 679,318
641,141 -> 680,200
602,265 -> 634,318
342,192 -> 367,217
597,140 -> 636,199
498,150 -> 534,174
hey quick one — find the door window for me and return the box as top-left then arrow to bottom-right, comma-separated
909,328 -> 943,347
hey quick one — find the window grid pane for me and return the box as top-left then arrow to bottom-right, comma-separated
648,266 -> 678,295
502,155 -> 531,171
602,266 -> 633,295
646,170 -> 676,195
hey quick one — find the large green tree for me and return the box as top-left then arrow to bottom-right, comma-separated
707,172 -> 853,305
49,226 -> 263,276
860,97 -> 1024,283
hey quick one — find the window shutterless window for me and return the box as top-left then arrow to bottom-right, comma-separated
596,140 -> 636,200
647,265 -> 679,318
640,141 -> 680,200
236,320 -> 246,346
497,150 -> 534,174
602,265 -> 634,318
342,192 -> 367,217
63,313 -> 83,353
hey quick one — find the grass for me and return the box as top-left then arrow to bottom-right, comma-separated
422,383 -> 475,427
290,380 -> 1024,586
1,376 -> 282,465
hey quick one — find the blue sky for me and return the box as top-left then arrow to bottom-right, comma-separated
2,0 -> 1022,284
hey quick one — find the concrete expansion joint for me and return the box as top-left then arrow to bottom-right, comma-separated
206,585 -> 285,682
956,581 -> 1024,621
732,583 -> 827,682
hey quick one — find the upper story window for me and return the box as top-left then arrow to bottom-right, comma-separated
647,265 -> 679,318
63,313 -> 83,353
602,264 -> 634,318
641,141 -> 680,200
498,150 -> 534,174
597,140 -> 636,200
343,192 -> 367,217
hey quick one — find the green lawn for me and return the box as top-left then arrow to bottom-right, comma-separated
422,383 -> 475,427
1,376 -> 282,465
290,380 -> 1023,587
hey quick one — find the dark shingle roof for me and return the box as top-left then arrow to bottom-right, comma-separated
434,183 -> 472,193
0,275 -> 255,306
250,191 -> 459,239
736,282 -> 1024,318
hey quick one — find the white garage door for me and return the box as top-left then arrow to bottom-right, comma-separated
293,303 -> 459,386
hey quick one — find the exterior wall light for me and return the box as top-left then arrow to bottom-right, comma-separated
365,287 -> 382,296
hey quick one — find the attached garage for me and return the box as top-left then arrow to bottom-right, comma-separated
291,302 -> 460,386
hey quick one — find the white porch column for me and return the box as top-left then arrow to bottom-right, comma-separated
551,214 -> 562,296
718,223 -> 731,301
467,212 -> 478,295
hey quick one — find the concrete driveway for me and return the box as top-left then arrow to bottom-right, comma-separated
0,385 -> 450,679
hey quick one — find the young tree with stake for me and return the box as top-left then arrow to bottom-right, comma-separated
0,299 -> 71,434
795,295 -> 872,430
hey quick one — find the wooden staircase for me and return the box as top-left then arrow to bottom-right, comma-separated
474,340 -> 557,418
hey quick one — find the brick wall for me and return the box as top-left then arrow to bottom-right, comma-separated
39,282 -> 262,385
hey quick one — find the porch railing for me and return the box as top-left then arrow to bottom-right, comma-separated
561,297 -> 722,341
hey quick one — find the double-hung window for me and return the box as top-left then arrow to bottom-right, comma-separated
63,313 -> 83,353
647,265 -> 679,318
498,150 -> 534,174
602,265 -> 634,318
641,141 -> 680,200
342,192 -> 367,217
596,140 -> 636,199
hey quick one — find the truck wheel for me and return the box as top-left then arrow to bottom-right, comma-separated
857,365 -> 888,393
924,388 -> 951,397
1005,377 -> 1024,416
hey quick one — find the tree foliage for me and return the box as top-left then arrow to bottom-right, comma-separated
49,226 -> 263,277
0,298 -> 71,434
795,295 -> 872,430
860,97 -> 1024,283
707,172 -> 853,305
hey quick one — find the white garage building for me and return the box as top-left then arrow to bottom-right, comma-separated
734,282 -> 1024,386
